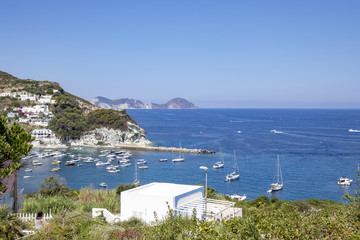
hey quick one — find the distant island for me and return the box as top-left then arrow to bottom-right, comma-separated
89,96 -> 198,110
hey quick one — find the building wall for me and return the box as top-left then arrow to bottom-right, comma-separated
121,192 -> 173,223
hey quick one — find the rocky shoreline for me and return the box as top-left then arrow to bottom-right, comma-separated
31,123 -> 215,154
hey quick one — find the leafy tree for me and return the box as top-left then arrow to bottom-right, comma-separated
0,116 -> 33,193
39,176 -> 70,197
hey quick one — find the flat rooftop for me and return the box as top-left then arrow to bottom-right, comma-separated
123,182 -> 203,197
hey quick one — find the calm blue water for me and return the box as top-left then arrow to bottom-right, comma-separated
19,109 -> 360,201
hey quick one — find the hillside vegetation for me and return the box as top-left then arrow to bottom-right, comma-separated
50,94 -> 136,140
0,71 -> 63,96
13,178 -> 360,240
0,70 -> 139,141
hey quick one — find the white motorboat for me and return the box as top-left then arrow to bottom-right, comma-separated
24,168 -> 32,172
99,182 -> 108,188
32,160 -> 42,166
23,176 -> 32,179
225,172 -> 240,182
139,166 -> 148,169
159,159 -> 168,162
268,155 -> 284,193
338,177 -> 353,186
349,129 -> 360,133
108,168 -> 120,173
226,194 -> 247,201
118,159 -> 130,163
106,165 -> 119,170
225,151 -> 240,182
172,158 -> 184,162
137,159 -> 147,165
95,161 -> 110,166
270,130 -> 283,134
213,162 -> 224,169
213,146 -> 224,169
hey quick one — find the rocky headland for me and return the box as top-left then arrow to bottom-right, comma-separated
89,96 -> 198,110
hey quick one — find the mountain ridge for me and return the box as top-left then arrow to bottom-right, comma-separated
89,96 -> 197,109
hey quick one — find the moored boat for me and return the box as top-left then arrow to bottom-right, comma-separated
225,151 -> 240,182
65,161 -> 75,166
226,194 -> 247,201
268,155 -> 284,193
338,177 -> 353,186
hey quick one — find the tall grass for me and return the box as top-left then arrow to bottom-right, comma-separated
20,195 -> 80,214
78,188 -> 119,213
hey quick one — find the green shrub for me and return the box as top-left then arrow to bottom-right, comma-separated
116,184 -> 136,195
39,176 -> 70,197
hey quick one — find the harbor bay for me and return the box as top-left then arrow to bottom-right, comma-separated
20,109 -> 360,201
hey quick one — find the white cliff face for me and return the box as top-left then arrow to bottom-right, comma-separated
69,122 -> 151,147
32,122 -> 151,148
31,135 -> 67,149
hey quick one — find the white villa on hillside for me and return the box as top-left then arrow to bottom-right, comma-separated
31,129 -> 52,137
38,95 -> 55,104
117,182 -> 242,223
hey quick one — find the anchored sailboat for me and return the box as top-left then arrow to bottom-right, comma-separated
172,142 -> 184,162
225,150 -> 240,182
133,160 -> 139,186
268,154 -> 283,193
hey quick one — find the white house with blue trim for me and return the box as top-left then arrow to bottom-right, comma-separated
120,182 -> 203,223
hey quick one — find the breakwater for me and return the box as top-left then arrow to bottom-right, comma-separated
116,144 -> 216,154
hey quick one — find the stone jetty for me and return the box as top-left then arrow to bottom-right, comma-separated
116,144 -> 216,154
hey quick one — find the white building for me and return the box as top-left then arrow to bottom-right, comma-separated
31,119 -> 50,126
31,129 -> 52,136
119,182 -> 242,224
20,94 -> 37,101
0,92 -> 11,97
38,95 -> 55,104
120,182 -> 203,223
21,105 -> 50,114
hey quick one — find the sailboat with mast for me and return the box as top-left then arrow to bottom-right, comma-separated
172,142 -> 184,162
213,146 -> 224,169
268,154 -> 283,193
133,160 -> 139,187
225,150 -> 240,182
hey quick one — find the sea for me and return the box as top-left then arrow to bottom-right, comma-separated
19,109 -> 360,202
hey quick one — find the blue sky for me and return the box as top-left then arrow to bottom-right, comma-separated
0,1 -> 359,108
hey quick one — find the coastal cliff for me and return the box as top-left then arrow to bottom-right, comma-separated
32,122 -> 150,148
0,70 -> 152,148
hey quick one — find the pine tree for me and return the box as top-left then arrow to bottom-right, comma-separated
0,116 -> 33,194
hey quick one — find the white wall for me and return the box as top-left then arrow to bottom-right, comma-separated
121,192 -> 173,223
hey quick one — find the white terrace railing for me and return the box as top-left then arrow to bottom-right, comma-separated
10,209 -> 53,222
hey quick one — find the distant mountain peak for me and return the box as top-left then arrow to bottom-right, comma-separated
89,97 -> 197,110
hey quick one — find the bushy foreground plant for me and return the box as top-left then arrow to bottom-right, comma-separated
0,205 -> 29,240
